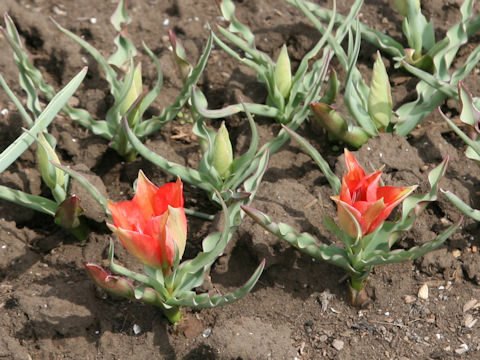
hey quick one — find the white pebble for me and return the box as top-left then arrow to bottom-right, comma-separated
133,324 -> 141,335
90,17 -> 97,24
163,18 -> 170,26
1,108 -> 8,116
202,328 -> 212,338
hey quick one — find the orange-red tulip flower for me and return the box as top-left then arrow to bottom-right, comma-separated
107,171 -> 187,269
331,149 -> 416,237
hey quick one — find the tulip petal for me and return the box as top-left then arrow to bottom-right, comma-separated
166,205 -> 188,261
377,185 -> 415,204
107,171 -> 159,231
108,215 -> 169,268
84,263 -> 135,299
361,171 -> 382,202
353,199 -> 386,234
108,200 -> 141,231
153,178 -> 184,215
332,197 -> 365,238
144,212 -> 175,267
344,149 -> 365,180
131,170 -> 159,220
368,185 -> 417,232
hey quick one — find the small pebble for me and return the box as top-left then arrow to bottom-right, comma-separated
404,295 -> 416,304
418,284 -> 429,300
332,339 -> 344,351
90,17 -> 97,24
463,299 -> 478,312
133,324 -> 141,335
163,18 -> 170,26
455,344 -> 469,355
202,328 -> 212,338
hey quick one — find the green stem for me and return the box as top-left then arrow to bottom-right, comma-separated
161,304 -> 183,323
184,208 -> 215,221
67,219 -> 89,241
350,275 -> 365,292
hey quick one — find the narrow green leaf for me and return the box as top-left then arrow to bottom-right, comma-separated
0,185 -> 57,216
0,68 -> 87,173
282,125 -> 341,193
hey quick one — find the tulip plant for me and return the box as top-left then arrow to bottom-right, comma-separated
1,0 -> 212,161
310,50 -> 393,148
290,0 -> 480,136
242,131 -> 461,306
189,0 -> 339,154
85,171 -> 265,323
440,83 -> 480,221
0,67 -> 88,239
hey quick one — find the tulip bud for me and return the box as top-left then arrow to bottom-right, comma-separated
169,30 -> 192,84
54,195 -> 83,229
310,103 -> 370,149
368,52 -> 393,130
274,44 -> 292,99
119,63 -> 143,124
85,263 -> 135,299
37,132 -> 64,190
394,0 -> 420,17
212,122 -> 234,179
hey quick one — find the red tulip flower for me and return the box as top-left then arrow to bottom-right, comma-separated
107,171 -> 187,270
331,149 -> 416,238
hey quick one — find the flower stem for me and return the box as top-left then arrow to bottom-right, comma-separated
161,305 -> 183,323
184,208 -> 215,221
350,275 -> 365,292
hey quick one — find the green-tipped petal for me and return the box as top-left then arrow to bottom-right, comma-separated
166,205 -> 187,262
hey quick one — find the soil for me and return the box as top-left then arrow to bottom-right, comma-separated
0,0 -> 480,359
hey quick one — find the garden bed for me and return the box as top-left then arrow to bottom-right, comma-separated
0,0 -> 479,359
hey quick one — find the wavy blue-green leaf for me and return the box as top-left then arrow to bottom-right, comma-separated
242,205 -> 357,274
167,259 -> 265,308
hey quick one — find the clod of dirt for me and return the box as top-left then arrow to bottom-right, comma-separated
69,164 -> 108,223
207,316 -> 297,359
419,248 -> 459,278
461,252 -> 480,285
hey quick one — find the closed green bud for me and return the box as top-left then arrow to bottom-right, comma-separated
394,0 -> 420,17
274,44 -> 292,99
368,52 -> 393,130
212,122 -> 233,179
37,132 -> 64,189
119,63 -> 143,123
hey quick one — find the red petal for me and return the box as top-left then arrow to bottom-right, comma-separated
153,178 -> 184,215
361,171 -> 382,202
108,217 -> 168,268
131,170 -> 158,221
338,178 -> 353,204
353,199 -> 386,235
109,200 -> 147,231
366,185 -> 416,233
344,149 -> 365,181
144,213 -> 175,266
377,185 -> 414,205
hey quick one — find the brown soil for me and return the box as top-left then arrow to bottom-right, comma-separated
1,0 -> 480,359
